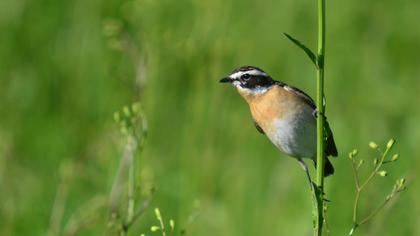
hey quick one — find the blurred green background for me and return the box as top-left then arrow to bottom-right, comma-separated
1,0 -> 419,235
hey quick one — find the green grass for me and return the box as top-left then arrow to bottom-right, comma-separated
1,0 -> 420,235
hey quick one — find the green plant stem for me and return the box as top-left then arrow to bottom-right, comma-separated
359,196 -> 390,225
315,0 -> 326,235
350,158 -> 361,225
123,191 -> 154,230
127,137 -> 136,224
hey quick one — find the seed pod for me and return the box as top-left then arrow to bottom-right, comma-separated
114,112 -> 121,122
369,142 -> 378,149
387,139 -> 396,149
170,219 -> 175,229
132,103 -> 141,114
357,159 -> 364,169
123,106 -> 130,117
150,226 -> 160,232
397,178 -> 406,188
154,208 -> 162,220
377,170 -> 387,177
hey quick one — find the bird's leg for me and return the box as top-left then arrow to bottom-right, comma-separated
297,158 -> 315,192
301,159 -> 330,202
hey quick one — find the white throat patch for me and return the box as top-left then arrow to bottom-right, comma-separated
236,84 -> 272,95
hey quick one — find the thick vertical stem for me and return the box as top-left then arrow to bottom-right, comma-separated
315,0 -> 326,235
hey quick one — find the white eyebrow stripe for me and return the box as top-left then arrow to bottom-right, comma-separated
229,69 -> 268,79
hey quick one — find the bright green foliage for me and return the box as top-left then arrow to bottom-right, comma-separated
0,0 -> 418,235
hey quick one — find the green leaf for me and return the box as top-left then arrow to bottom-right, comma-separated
284,33 -> 317,66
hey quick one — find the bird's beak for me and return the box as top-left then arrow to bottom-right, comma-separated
219,77 -> 233,83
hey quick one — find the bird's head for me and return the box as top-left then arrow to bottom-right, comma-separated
220,66 -> 275,97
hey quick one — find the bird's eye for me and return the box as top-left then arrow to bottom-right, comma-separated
241,73 -> 250,79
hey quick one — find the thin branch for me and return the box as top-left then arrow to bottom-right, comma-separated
348,140 -> 406,235
350,159 -> 360,189
47,161 -> 74,236
123,190 -> 154,230
359,149 -> 388,190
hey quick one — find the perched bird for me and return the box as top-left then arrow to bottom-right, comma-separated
220,65 -> 337,177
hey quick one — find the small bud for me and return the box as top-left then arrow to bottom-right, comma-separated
150,226 -> 160,232
352,149 -> 358,156
170,219 -> 175,229
349,149 -> 358,160
123,106 -> 130,116
387,139 -> 396,149
373,158 -> 378,166
132,103 -> 141,113
391,154 -> 399,162
377,170 -> 387,177
369,142 -> 378,149
396,178 -> 406,188
400,178 -> 406,185
154,208 -> 162,220
357,159 -> 364,169
114,112 -> 121,122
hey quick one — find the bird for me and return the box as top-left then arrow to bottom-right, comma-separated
220,65 -> 337,179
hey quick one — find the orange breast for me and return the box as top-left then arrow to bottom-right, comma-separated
239,86 -> 306,134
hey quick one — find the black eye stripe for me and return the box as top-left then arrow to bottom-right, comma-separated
241,75 -> 274,88
241,73 -> 250,79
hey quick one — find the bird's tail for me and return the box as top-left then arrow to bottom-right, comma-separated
324,158 -> 334,177
313,157 -> 334,177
